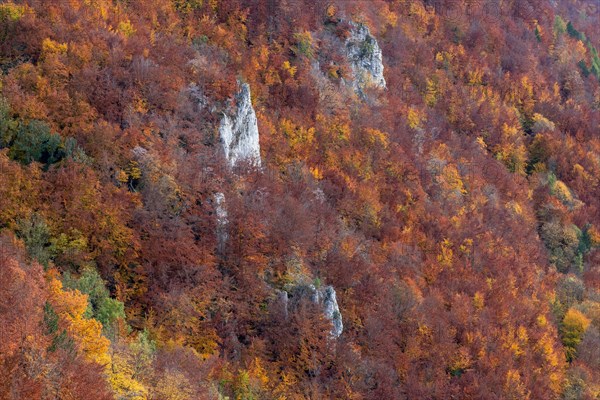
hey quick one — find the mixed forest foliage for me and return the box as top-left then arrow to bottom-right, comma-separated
1,0 -> 599,398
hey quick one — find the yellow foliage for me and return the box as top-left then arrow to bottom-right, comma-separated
548,372 -> 563,395
552,180 -> 574,204
248,357 -> 270,387
133,95 -> 149,114
561,308 -> 591,360
365,128 -> 388,149
109,352 -> 148,400
449,347 -> 472,372
99,2 -> 109,20
459,238 -> 473,255
502,324 -> 529,358
494,124 -> 527,175
517,326 -> 528,342
118,20 -> 136,38
127,160 -> 142,180
518,76 -> 535,115
326,4 -> 336,19
476,136 -> 487,149
407,107 -> 424,129
536,314 -> 547,327
521,76 -> 534,99
473,292 -> 484,310
531,113 -> 555,133
293,31 -> 314,58
47,273 -> 110,365
280,119 -> 314,146
42,38 -> 68,56
534,21 -> 543,38
316,114 -> 350,146
153,370 -> 193,400
264,67 -> 282,86
504,369 -> 529,400
328,66 -> 340,79
467,68 -> 483,86
310,166 -> 323,180
417,323 -> 432,338
441,164 -> 466,196
437,239 -> 453,267
535,333 -> 560,368
282,61 -> 297,78
574,40 -> 587,58
258,45 -> 269,65
378,4 -> 398,28
505,200 -> 523,217
279,119 -> 316,164
425,78 -> 438,107
408,1 -> 433,34
434,50 -> 455,70
588,225 -> 600,247
253,45 -> 271,80
572,163 -> 594,185
274,371 -> 297,398
154,303 -> 220,360
553,82 -> 561,98
0,2 -> 28,21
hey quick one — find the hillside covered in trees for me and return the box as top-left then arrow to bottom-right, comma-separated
1,0 -> 599,398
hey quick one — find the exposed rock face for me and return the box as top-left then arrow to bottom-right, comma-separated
317,286 -> 343,338
280,284 -> 344,338
131,145 -> 148,159
214,192 -> 228,252
345,22 -> 386,95
188,83 -> 209,110
275,289 -> 289,320
219,83 -> 261,167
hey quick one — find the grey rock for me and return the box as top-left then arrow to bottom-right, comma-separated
275,289 -> 289,320
320,286 -> 343,338
346,22 -> 386,95
189,83 -> 209,110
131,145 -> 148,159
219,83 -> 261,167
285,284 -> 343,338
214,192 -> 228,252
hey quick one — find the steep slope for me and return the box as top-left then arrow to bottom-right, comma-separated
0,0 -> 599,399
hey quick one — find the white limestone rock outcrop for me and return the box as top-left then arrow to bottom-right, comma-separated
219,83 -> 261,167
345,22 -> 386,95
314,285 -> 343,338
278,283 -> 344,338
131,145 -> 148,159
214,192 -> 228,252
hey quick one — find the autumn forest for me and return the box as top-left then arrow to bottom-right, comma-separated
1,0 -> 599,399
